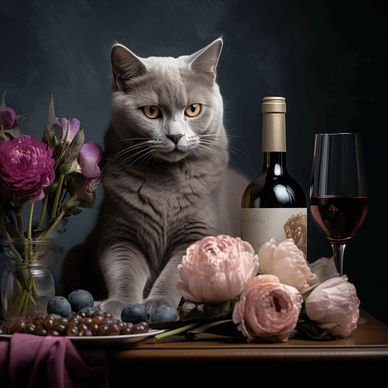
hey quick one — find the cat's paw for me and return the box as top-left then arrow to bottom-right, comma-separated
143,296 -> 177,317
98,298 -> 126,320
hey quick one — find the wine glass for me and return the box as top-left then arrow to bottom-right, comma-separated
310,133 -> 368,275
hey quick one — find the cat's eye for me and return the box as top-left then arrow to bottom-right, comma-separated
184,103 -> 202,117
143,106 -> 161,119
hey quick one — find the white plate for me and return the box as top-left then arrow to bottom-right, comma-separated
0,329 -> 165,345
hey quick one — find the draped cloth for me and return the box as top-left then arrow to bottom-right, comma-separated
0,333 -> 109,388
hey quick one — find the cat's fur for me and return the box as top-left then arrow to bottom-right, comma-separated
62,39 -> 247,317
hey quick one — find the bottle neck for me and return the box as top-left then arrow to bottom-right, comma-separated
261,110 -> 287,175
261,152 -> 287,175
261,112 -> 286,152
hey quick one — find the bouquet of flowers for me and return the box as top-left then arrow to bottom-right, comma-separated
0,93 -> 102,318
155,235 -> 360,342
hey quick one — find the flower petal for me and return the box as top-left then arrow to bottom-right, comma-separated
78,142 -> 102,178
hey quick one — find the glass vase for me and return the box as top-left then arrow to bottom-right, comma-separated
1,239 -> 55,320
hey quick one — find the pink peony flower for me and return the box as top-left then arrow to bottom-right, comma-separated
56,117 -> 80,143
0,107 -> 17,129
177,235 -> 259,303
305,275 -> 360,338
233,275 -> 302,342
78,142 -> 102,179
259,239 -> 316,293
0,136 -> 55,202
310,257 -> 339,283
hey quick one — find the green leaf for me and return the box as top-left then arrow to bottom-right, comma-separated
295,320 -> 334,341
46,94 -> 56,133
67,207 -> 82,215
68,129 -> 85,162
203,299 -> 236,321
51,123 -> 63,143
79,191 -> 96,208
61,197 -> 81,215
5,128 -> 22,139
0,91 -> 6,110
186,319 -> 234,336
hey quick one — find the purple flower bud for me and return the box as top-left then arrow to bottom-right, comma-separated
78,142 -> 102,179
0,136 -> 55,203
0,107 -> 17,129
56,117 -> 80,143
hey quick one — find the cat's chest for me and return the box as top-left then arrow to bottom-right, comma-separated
137,181 -> 204,220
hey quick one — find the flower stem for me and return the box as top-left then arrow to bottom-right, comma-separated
27,202 -> 34,240
37,193 -> 49,230
15,207 -> 25,239
154,323 -> 198,342
41,209 -> 66,240
50,173 -> 65,220
0,225 -> 23,263
16,289 -> 27,316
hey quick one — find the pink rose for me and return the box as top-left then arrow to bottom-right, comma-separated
177,235 -> 259,303
56,117 -> 80,143
0,107 -> 17,129
78,142 -> 102,179
0,136 -> 55,202
259,239 -> 316,293
233,275 -> 302,342
305,275 -> 360,338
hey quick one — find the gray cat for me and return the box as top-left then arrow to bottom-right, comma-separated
62,38 -> 247,317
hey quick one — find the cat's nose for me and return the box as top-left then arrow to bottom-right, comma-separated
166,134 -> 184,145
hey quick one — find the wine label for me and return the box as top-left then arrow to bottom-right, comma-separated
241,208 -> 307,255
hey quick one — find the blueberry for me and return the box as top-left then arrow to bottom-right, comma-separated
67,289 -> 94,312
47,296 -> 72,317
121,303 -> 148,323
150,305 -> 177,323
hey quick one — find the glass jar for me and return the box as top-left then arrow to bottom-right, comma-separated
1,239 -> 55,320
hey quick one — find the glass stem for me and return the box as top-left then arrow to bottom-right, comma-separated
331,243 -> 346,275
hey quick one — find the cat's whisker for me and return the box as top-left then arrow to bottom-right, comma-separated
107,141 -> 152,165
198,140 -> 223,150
122,146 -> 152,163
128,149 -> 155,166
112,137 -> 152,144
228,143 -> 247,155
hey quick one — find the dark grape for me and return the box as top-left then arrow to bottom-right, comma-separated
0,308 -> 149,338
131,322 -> 149,334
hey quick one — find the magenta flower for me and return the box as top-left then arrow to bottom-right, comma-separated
78,142 -> 102,179
0,136 -> 55,203
56,117 -> 80,143
0,107 -> 17,129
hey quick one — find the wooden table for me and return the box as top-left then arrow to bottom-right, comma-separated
108,312 -> 388,384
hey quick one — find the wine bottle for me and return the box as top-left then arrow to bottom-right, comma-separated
241,96 -> 307,255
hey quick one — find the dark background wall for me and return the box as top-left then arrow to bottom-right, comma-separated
1,0 -> 387,322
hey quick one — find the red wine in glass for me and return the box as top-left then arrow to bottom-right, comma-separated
310,133 -> 368,275
310,196 -> 368,243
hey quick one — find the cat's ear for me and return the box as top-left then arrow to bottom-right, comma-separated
188,38 -> 223,82
111,43 -> 148,91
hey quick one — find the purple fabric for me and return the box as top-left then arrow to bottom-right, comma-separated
0,334 -> 109,388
